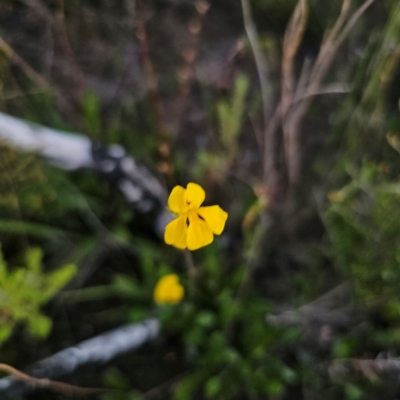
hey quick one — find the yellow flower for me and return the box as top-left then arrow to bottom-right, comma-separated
164,182 -> 228,251
154,274 -> 184,304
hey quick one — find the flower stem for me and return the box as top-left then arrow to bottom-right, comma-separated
184,249 -> 196,295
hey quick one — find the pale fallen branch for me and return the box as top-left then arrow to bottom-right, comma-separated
0,112 -> 172,237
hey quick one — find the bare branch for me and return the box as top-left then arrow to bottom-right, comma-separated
0,363 -> 103,397
0,112 -> 170,236
336,0 -> 375,47
284,0 -> 375,184
0,35 -> 74,116
281,0 -> 308,119
281,0 -> 309,185
55,0 -> 85,101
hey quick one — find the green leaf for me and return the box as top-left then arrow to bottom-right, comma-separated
113,275 -> 142,297
0,325 -> 12,343
217,75 -> 249,158
205,376 -> 221,399
0,247 -> 76,345
25,248 -> 42,273
27,314 -> 52,338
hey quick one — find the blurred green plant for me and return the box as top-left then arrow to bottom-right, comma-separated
194,75 -> 249,181
82,91 -> 101,139
217,75 -> 249,159
0,247 -> 76,343
164,244 -> 299,400
85,232 -> 299,400
327,161 -> 400,310
0,143 -> 56,214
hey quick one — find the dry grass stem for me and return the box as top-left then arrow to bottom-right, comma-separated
240,0 -> 272,127
55,0 -> 85,101
280,0 -> 374,185
0,363 -> 104,397
0,35 -> 73,116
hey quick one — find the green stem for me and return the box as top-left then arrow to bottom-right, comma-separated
184,249 -> 197,296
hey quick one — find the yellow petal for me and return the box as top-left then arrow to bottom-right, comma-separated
187,213 -> 213,250
168,185 -> 187,214
154,274 -> 184,304
185,182 -> 205,210
164,215 -> 188,249
197,205 -> 228,235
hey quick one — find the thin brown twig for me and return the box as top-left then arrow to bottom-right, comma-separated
142,372 -> 188,399
20,0 -> 84,104
263,0 -> 308,199
0,35 -> 74,115
172,0 -> 210,133
20,0 -> 54,21
293,56 -> 312,103
178,0 -> 210,97
0,36 -> 53,91
324,0 -> 352,45
306,0 -> 352,96
336,0 -> 375,46
262,102 -> 281,199
217,39 -> 245,92
284,0 -> 375,184
135,0 -> 174,179
281,0 -> 308,184
330,356 -> 400,383
135,0 -> 164,131
281,0 -> 308,119
55,0 -> 85,101
248,113 -> 264,150
0,363 -> 104,397
184,249 -> 197,296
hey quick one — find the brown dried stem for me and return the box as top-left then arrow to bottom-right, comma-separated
55,0 -> 85,101
285,0 -> 374,184
281,0 -> 308,119
20,0 -> 84,103
178,0 -> 210,97
240,0 -> 284,199
173,0 -> 210,132
281,0 -> 309,186
136,0 -> 164,131
135,0 -> 174,178
0,35 -> 73,116
240,0 -> 272,128
0,363 -> 104,397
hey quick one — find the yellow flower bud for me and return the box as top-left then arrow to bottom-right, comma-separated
153,274 -> 184,305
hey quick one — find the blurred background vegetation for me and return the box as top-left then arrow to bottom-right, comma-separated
1,0 -> 400,399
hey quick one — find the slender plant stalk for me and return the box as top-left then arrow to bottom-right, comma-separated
184,249 -> 197,296
0,363 -> 104,397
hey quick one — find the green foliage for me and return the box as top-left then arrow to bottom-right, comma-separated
154,243 -> 300,400
327,157 -> 400,305
82,91 -> 101,138
193,75 -> 249,181
0,247 -> 76,344
89,235 -> 300,400
217,75 -> 249,159
0,143 -> 57,214
2,1 -> 400,399
106,239 -> 183,322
